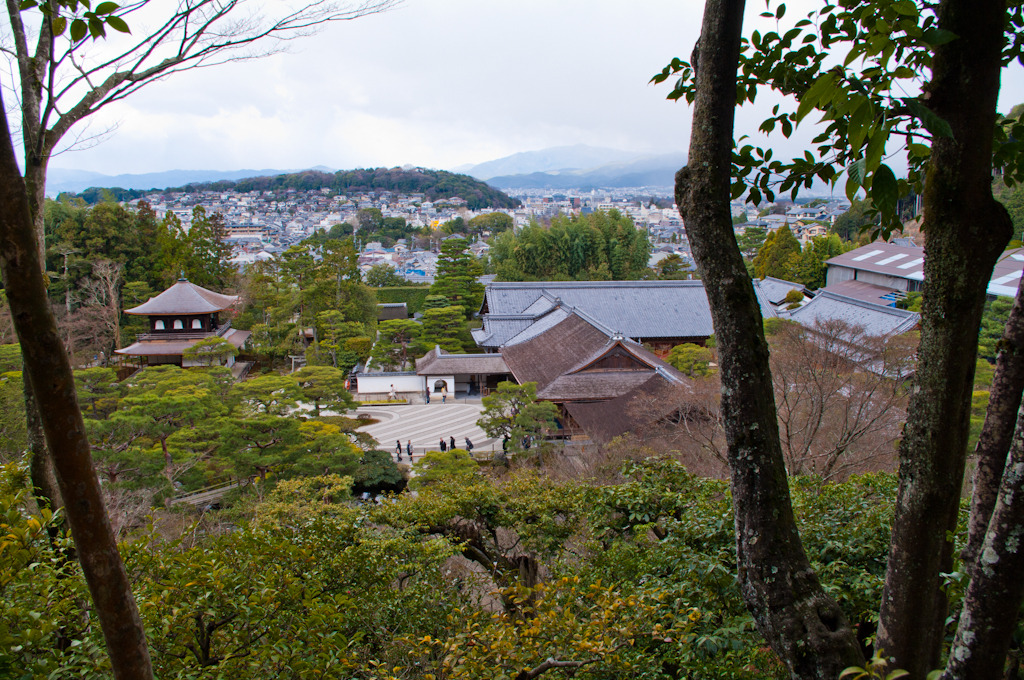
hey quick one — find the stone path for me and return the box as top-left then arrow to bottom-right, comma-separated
354,402 -> 498,458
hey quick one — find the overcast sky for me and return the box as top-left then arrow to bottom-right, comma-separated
35,0 -> 1024,176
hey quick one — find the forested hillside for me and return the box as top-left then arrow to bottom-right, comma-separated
73,168 -> 521,211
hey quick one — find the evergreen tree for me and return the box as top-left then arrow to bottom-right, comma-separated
794,233 -> 846,289
419,305 -> 468,354
752,225 -> 801,280
430,237 -> 484,317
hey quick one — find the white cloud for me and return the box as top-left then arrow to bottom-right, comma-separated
39,0 -> 1024,177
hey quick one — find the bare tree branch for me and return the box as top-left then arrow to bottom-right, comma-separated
515,656 -> 602,680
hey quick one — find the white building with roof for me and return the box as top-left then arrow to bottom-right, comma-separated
825,243 -> 1024,298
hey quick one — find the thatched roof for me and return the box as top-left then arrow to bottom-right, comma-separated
563,376 -> 691,444
495,309 -> 699,442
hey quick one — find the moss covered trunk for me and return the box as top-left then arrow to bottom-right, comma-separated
874,0 -> 1013,674
675,0 -> 864,676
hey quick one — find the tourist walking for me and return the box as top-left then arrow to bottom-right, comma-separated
406,440 -> 413,461
450,436 -> 456,451
440,438 -> 447,452
388,384 -> 397,401
464,437 -> 474,453
441,383 -> 448,403
396,440 -> 402,461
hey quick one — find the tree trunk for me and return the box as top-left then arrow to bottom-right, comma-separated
875,0 -> 1013,674
943,398 -> 1024,679
0,95 -> 153,679
964,279 -> 1024,573
23,368 -> 62,511
161,437 -> 173,483
676,0 -> 864,676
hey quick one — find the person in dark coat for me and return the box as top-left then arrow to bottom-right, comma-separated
450,436 -> 456,451
464,437 -> 474,453
440,438 -> 447,452
406,440 -> 413,461
396,440 -> 402,461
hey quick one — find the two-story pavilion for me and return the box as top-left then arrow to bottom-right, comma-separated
115,279 -> 250,368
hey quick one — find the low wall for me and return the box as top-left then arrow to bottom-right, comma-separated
357,372 -> 424,396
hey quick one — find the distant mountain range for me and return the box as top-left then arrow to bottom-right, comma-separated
456,145 -> 650,180
47,145 -> 691,197
459,145 -> 687,190
48,145 -> 840,198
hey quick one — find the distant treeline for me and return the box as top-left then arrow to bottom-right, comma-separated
68,167 -> 521,211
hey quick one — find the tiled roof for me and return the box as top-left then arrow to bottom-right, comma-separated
787,290 -> 919,336
125,279 -> 239,315
756,277 -> 805,305
828,244 -> 1024,297
503,308 -> 573,346
116,329 -> 250,356
477,280 -> 779,349
415,346 -> 510,375
989,249 -> 1024,297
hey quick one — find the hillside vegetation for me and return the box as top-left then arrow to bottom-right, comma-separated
72,168 -> 521,211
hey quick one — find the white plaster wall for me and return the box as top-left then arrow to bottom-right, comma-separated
357,374 -> 425,396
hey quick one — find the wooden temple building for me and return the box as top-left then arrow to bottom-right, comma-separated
115,279 -> 250,368
415,301 -> 693,444
498,308 -> 691,443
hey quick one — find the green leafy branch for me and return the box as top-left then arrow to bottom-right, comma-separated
654,0 -> 1024,239
20,0 -> 130,40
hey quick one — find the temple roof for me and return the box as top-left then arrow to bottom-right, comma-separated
501,311 -> 688,398
475,280 -> 780,349
115,328 -> 250,356
415,347 -> 510,375
125,279 -> 240,316
785,289 -> 920,337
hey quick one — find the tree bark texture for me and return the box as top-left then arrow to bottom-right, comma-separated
964,278 -> 1024,573
0,98 -> 153,678
943,398 -> 1024,679
875,0 -> 1013,675
675,0 -> 864,676
5,0 -> 63,511
24,367 -> 61,511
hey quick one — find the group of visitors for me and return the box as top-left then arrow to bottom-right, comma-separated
424,383 -> 449,404
395,439 -> 413,462
438,436 -> 473,453
396,435 -> 476,462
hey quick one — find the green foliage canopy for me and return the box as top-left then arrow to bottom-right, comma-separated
666,343 -> 715,377
490,210 -> 651,282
